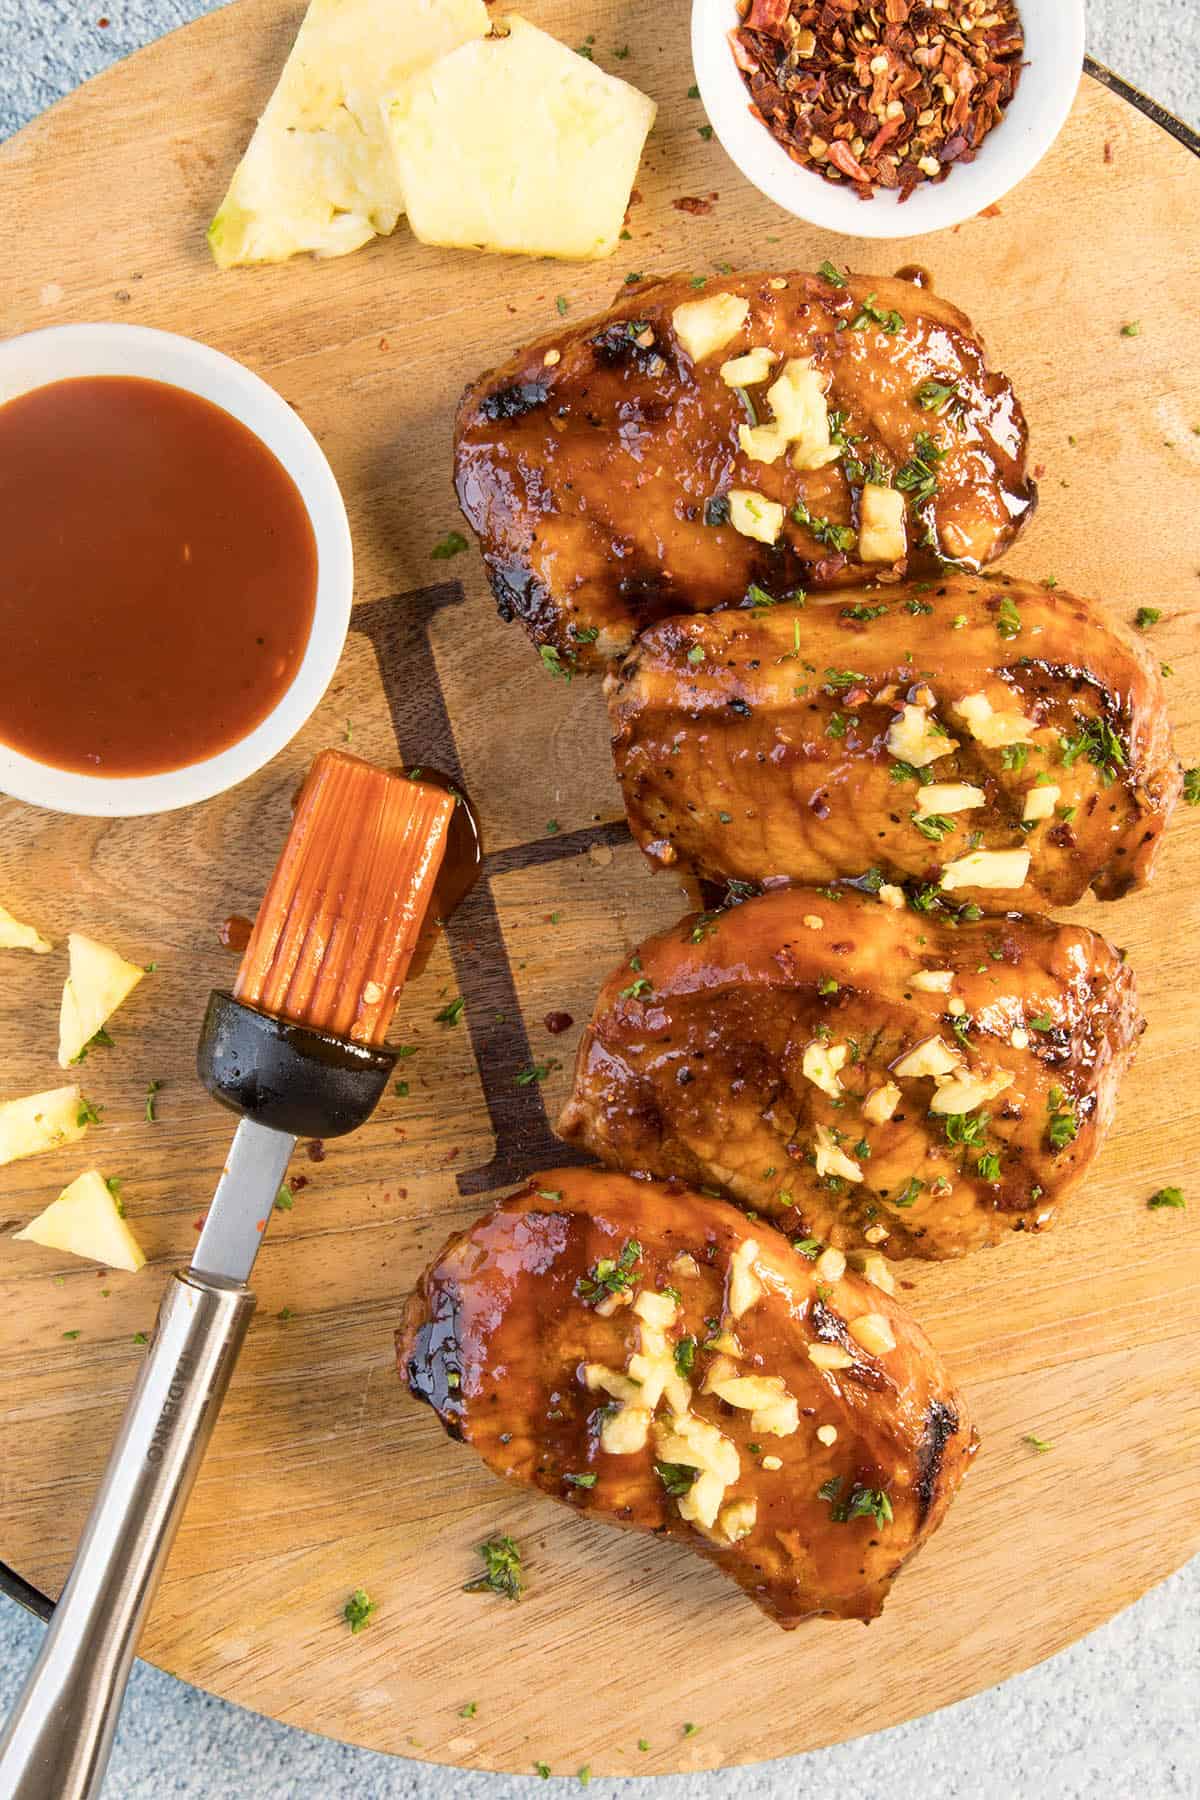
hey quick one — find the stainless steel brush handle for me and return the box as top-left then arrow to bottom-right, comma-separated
0,1271 -> 256,1800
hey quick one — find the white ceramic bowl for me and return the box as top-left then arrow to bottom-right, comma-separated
691,0 -> 1086,238
0,323 -> 353,817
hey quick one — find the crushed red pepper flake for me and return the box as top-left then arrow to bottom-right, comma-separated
672,192 -> 721,214
729,0 -> 1025,202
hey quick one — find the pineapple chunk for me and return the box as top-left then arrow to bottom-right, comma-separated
939,848 -> 1031,892
14,1170 -> 145,1273
952,691 -> 1038,748
384,15 -> 656,261
0,904 -> 52,954
0,1086 -> 88,1167
885,703 -> 958,768
893,1035 -> 960,1080
813,1124 -> 863,1183
727,489 -> 784,545
737,423 -> 789,466
209,0 -> 489,266
58,933 -> 145,1068
671,292 -> 750,362
858,483 -> 907,563
1023,782 -> 1060,822
802,1039 -> 847,1099
765,359 -> 828,457
720,347 -> 776,386
915,782 -> 985,819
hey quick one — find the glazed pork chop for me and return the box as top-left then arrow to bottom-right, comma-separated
606,573 -> 1181,908
398,1169 -> 975,1627
558,887 -> 1143,1260
454,270 -> 1034,667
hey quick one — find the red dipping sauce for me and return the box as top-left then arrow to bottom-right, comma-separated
0,375 -> 317,776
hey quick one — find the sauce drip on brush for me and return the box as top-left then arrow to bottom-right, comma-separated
233,751 -> 455,1044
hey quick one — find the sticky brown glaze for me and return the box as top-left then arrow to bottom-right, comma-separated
453,271 -> 1034,667
557,888 -> 1143,1260
606,572 -> 1182,907
398,1168 -> 974,1627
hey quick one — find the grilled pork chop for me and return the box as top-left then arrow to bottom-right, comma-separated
558,888 -> 1142,1260
454,270 -> 1034,667
606,573 -> 1181,907
398,1169 -> 975,1626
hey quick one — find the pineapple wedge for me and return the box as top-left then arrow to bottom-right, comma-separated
384,14 -> 657,260
14,1170 -> 145,1273
58,932 -> 145,1068
208,0 -> 489,267
0,903 -> 52,954
0,1086 -> 88,1167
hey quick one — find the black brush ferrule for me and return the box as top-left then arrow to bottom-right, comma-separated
197,991 -> 397,1139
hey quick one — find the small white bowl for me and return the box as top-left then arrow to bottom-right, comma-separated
691,0 -> 1085,239
0,323 -> 353,817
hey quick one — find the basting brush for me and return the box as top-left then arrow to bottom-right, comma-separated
0,751 -> 455,1800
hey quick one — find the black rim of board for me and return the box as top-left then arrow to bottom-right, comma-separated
2,54 -> 1198,1634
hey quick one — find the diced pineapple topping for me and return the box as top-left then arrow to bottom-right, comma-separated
862,1080 -> 901,1124
0,904 -> 52,954
0,1086 -> 89,1167
669,1251 -> 701,1280
939,849 -> 1031,892
885,703 -> 958,768
583,1363 -> 642,1404
1023,783 -> 1060,822
671,292 -> 750,362
855,1251 -> 896,1295
813,1123 -> 863,1183
737,423 -> 789,466
802,1039 -> 847,1098
14,1169 -> 146,1272
600,1405 -> 651,1454
655,1412 -> 741,1528
701,1352 -> 740,1394
915,782 -> 984,820
814,1246 -> 846,1282
726,1238 -> 763,1319
893,1035 -> 960,1080
58,933 -> 146,1069
736,358 -> 840,470
910,969 -> 954,992
633,1289 -> 678,1329
717,1498 -> 758,1543
929,1067 -> 1015,1114
857,483 -> 907,563
727,489 -> 784,545
877,883 -> 906,910
720,347 -> 776,386
952,691 -> 1038,748
678,1470 -> 726,1531
808,1342 -> 855,1370
848,1312 -> 896,1357
385,13 -> 657,261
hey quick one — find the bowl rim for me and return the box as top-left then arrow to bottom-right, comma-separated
0,322 -> 353,818
690,0 -> 1087,240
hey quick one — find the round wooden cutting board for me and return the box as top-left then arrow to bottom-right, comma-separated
1,1 -> 1199,1777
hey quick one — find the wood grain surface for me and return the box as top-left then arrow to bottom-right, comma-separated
1,0 -> 1199,1777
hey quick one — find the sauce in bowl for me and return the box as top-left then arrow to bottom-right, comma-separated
0,375 -> 318,777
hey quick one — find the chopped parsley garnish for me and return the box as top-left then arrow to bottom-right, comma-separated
515,1060 -> 560,1086
343,1588 -> 377,1633
76,1096 -> 103,1128
619,976 -> 652,999
892,1176 -> 925,1208
545,818 -> 561,835
431,530 -> 469,560
905,596 -> 934,615
746,582 -> 776,608
144,1079 -> 162,1123
817,976 -> 839,996
826,712 -> 852,739
434,996 -> 465,1026
555,295 -> 569,316
1183,768 -> 1200,806
841,602 -> 889,622
62,1329 -> 80,1340
1060,715 -> 1126,784
674,1335 -> 697,1377
459,1701 -> 478,1718
819,1477 -> 894,1527
132,1331 -> 148,1345
393,1080 -> 409,1097
464,1535 -> 523,1601
71,1026 -> 114,1064
976,1151 -> 1001,1182
577,1238 -> 642,1303
683,1722 -> 699,1737
274,1184 -> 294,1211
1000,743 -> 1029,773
890,759 -> 933,787
535,1762 -> 551,1779
818,259 -> 847,287
894,432 -> 945,509
823,666 -> 867,691
539,644 -> 575,682
1148,1186 -> 1185,1210
1120,320 -> 1141,337
655,1461 -> 700,1497
564,1471 -> 598,1488
943,1110 -> 989,1149
791,496 -> 856,553
912,812 -> 955,842
1134,607 -> 1161,629
914,378 -> 960,415
850,293 -> 904,334
1047,1088 -> 1078,1151
792,1237 -> 822,1258
1029,1013 -> 1054,1032
698,124 -> 713,140
687,644 -> 706,665
994,595 -> 1023,639
1024,1434 -> 1052,1453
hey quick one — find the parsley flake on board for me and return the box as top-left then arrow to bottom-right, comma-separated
1148,1186 -> 1185,1210
515,1060 -> 561,1086
1134,606 -> 1161,629
539,644 -> 575,682
342,1588 -> 376,1633
1023,1434 -> 1052,1453
464,1535 -> 523,1600
431,530 -> 469,559
434,996 -> 465,1026
71,1026 -> 114,1064
76,1096 -> 103,1128
1183,769 -> 1200,806
274,1184 -> 294,1212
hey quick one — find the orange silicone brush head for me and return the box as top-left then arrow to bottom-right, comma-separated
233,751 -> 455,1046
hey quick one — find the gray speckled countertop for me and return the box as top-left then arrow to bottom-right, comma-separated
1,4 -> 1198,1794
